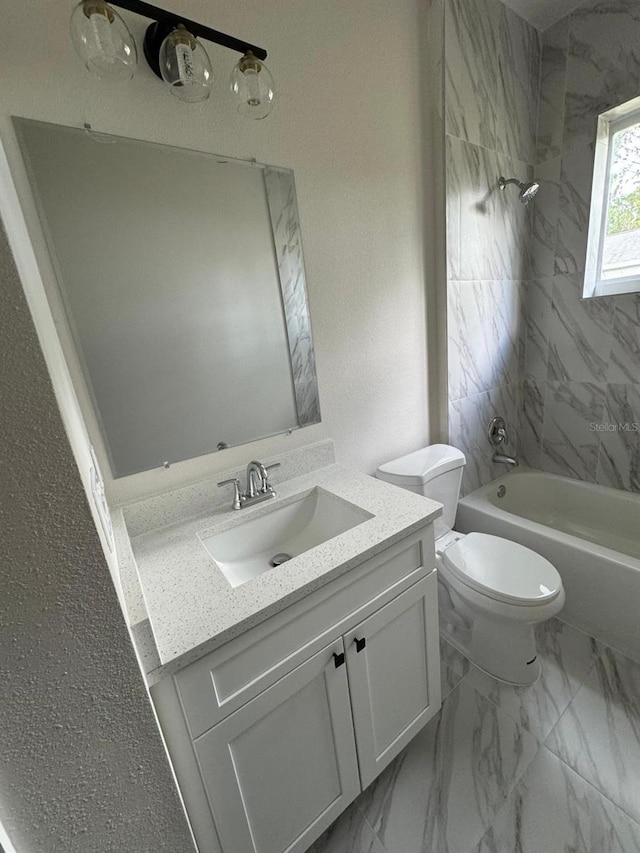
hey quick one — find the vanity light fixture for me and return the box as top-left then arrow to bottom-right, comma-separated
230,51 -> 275,119
70,0 -> 138,81
70,0 -> 275,116
156,24 -> 212,102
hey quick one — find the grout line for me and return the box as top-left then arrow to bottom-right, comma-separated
354,801 -> 388,853
480,740 -> 640,852
448,380 -> 522,407
441,663 -> 471,703
541,658 -> 607,778
445,130 -> 536,168
471,755 -> 531,851
540,739 -> 640,835
594,383 -> 613,489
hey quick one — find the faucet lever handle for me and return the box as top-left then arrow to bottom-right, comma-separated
488,416 -> 509,447
262,462 -> 281,493
217,477 -> 242,510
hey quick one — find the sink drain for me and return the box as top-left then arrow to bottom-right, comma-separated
270,553 -> 292,568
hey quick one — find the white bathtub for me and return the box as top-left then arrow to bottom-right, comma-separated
456,468 -> 640,662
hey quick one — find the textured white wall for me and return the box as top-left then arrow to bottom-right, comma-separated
0,217 -> 196,851
0,0 -> 434,848
1,0 -> 433,506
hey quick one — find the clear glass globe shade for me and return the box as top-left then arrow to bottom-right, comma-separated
70,0 -> 137,81
230,53 -> 275,120
159,26 -> 212,103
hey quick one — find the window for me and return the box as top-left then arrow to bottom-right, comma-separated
584,96 -> 640,298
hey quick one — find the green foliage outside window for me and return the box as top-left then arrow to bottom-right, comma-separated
608,188 -> 640,234
607,124 -> 640,235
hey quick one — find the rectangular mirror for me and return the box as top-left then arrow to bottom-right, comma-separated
15,118 -> 320,478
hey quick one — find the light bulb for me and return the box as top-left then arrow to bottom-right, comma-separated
175,41 -> 195,84
70,0 -> 137,81
159,25 -> 212,103
230,52 -> 275,120
244,67 -> 261,106
90,11 -> 115,58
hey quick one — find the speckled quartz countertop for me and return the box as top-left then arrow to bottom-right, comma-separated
127,464 -> 441,680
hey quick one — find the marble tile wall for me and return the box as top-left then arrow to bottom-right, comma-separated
522,0 -> 640,492
445,0 -> 540,494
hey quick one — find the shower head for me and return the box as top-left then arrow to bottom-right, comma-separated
520,180 -> 540,203
498,176 -> 540,204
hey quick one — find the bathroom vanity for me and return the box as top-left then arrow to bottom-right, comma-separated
119,459 -> 442,853
6,113 -> 442,853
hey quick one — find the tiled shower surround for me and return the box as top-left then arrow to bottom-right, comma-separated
309,620 -> 640,853
446,0 -> 640,495
445,0 -> 539,495
522,3 -> 640,491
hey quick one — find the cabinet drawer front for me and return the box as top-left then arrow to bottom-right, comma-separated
176,527 -> 434,738
345,572 -> 441,789
194,639 -> 360,853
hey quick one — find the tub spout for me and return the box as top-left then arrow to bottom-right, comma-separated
493,452 -> 519,467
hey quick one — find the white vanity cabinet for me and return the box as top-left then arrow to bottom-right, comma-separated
151,526 -> 440,853
194,637 -> 361,853
344,577 -> 437,789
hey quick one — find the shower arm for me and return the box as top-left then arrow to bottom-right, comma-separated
498,177 -> 522,191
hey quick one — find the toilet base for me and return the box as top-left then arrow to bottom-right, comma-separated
441,617 -> 541,686
438,571 -> 563,686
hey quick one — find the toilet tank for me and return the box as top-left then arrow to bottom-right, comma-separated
376,444 -> 466,539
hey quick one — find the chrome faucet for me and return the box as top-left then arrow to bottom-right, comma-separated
218,460 -> 281,510
488,416 -> 519,468
492,453 -> 519,468
246,460 -> 269,498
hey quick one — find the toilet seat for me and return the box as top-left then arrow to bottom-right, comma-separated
440,532 -> 562,606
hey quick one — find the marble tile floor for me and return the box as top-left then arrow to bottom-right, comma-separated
308,617 -> 640,853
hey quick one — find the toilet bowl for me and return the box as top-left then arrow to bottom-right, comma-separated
377,445 -> 565,685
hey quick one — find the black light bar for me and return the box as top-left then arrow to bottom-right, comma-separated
109,0 -> 268,62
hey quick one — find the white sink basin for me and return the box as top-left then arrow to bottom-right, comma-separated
200,487 -> 374,588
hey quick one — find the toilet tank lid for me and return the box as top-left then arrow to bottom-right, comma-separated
376,444 -> 466,487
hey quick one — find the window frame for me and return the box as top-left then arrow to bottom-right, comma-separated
584,96 -> 640,298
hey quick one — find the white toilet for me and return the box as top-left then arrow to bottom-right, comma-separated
377,444 -> 565,685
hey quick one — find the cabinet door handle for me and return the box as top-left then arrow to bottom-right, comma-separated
333,652 -> 345,668
354,637 -> 366,653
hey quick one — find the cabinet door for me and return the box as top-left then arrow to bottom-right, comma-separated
194,638 -> 360,853
345,573 -> 441,789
